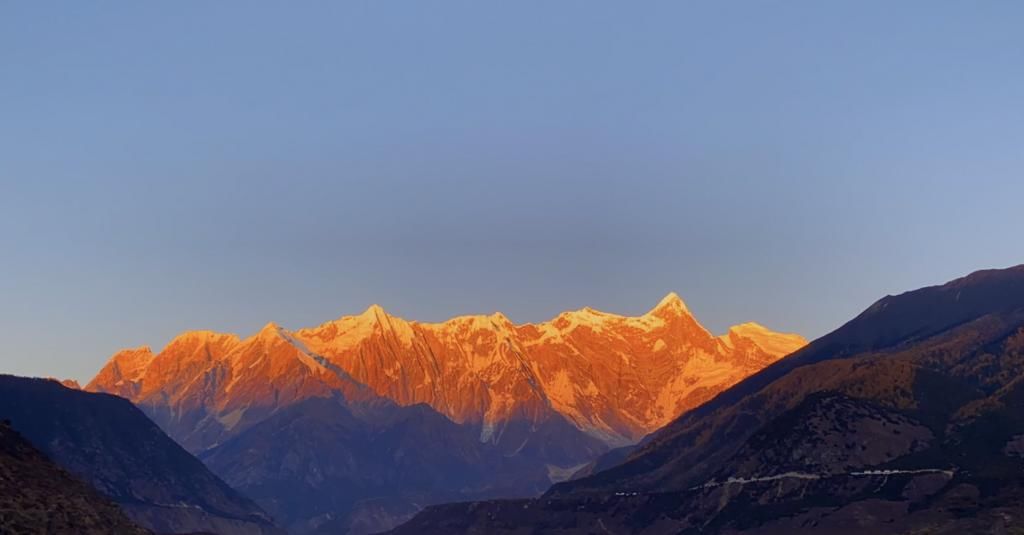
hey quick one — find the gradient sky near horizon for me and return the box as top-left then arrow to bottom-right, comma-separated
3,2 -> 1024,383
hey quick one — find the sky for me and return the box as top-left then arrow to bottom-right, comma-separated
2,2 -> 1023,383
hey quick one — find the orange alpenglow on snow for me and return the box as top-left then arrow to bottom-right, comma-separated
87,294 -> 806,451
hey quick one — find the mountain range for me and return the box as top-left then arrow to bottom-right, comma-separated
84,294 -> 804,533
6,266 -> 1024,534
393,265 -> 1024,534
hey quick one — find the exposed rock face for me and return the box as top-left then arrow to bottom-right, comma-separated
0,420 -> 151,535
0,375 -> 283,535
85,293 -> 803,533
392,265 -> 1024,534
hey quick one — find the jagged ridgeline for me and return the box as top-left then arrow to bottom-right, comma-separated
86,294 -> 803,534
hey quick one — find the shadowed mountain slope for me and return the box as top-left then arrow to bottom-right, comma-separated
200,396 -> 589,534
0,420 -> 151,535
0,375 -> 282,535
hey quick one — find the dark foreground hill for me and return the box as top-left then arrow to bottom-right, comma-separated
0,375 -> 283,535
392,265 -> 1024,534
0,419 -> 151,535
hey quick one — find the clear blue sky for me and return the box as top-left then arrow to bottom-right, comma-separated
2,2 -> 1023,383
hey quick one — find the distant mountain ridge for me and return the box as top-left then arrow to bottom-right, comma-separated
85,294 -> 804,533
88,293 -> 805,451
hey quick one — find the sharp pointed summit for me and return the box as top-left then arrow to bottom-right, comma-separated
258,321 -> 281,334
649,291 -> 690,316
250,322 -> 289,344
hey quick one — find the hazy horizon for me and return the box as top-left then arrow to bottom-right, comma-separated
3,2 -> 1024,383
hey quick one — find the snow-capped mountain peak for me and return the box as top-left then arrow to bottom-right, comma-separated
88,295 -> 805,451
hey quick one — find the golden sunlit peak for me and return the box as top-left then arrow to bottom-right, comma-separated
360,303 -> 387,317
649,292 -> 690,316
728,321 -> 770,333
256,321 -> 282,337
727,321 -> 805,340
723,322 -> 808,357
115,345 -> 154,355
168,330 -> 241,346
